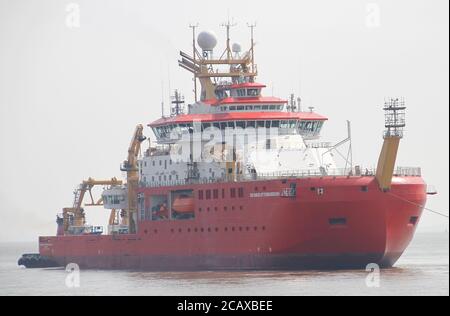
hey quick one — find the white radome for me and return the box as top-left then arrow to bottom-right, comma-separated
232,43 -> 242,53
197,31 -> 218,51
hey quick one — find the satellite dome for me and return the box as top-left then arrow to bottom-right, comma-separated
197,31 -> 218,51
232,43 -> 242,53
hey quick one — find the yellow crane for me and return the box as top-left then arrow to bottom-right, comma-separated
121,124 -> 147,233
376,98 -> 406,191
62,178 -> 123,235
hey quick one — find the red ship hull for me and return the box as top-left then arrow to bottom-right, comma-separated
39,176 -> 426,270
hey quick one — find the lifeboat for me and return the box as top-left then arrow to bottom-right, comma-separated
172,195 -> 195,213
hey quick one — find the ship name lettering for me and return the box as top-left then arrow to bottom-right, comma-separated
250,192 -> 280,198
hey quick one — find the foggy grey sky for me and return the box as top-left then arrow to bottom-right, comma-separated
0,0 -> 448,241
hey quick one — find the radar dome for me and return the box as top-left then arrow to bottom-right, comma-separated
232,43 -> 242,53
197,31 -> 218,51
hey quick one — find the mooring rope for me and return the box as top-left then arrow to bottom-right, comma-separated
388,192 -> 449,219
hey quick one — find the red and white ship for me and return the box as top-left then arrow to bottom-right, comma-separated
25,25 -> 429,270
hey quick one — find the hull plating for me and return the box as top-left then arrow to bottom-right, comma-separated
39,176 -> 426,270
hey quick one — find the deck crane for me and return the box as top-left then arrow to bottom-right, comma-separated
121,124 -> 147,234
61,178 -> 123,235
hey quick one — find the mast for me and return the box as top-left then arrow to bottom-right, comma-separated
171,89 -> 185,117
178,23 -> 258,101
247,22 -> 256,76
189,23 -> 199,102
221,18 -> 236,60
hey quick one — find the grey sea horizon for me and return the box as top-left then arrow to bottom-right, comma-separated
0,232 -> 448,296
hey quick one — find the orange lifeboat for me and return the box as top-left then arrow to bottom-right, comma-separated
172,195 -> 195,213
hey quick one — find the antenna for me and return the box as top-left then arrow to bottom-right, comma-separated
221,17 -> 237,59
189,23 -> 199,101
167,62 -> 171,107
161,80 -> 165,118
247,22 -> 257,76
288,94 -> 297,112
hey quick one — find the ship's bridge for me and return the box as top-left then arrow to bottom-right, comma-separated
149,111 -> 327,143
215,82 -> 266,99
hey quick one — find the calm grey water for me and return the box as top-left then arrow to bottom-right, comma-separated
0,233 -> 448,296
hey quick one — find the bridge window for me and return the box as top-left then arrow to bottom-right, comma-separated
236,106 -> 245,111
280,120 -> 289,129
298,120 -> 324,137
202,122 -> 211,131
236,121 -> 245,129
247,89 -> 260,96
237,89 -> 246,97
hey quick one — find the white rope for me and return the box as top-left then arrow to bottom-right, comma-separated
388,192 -> 449,219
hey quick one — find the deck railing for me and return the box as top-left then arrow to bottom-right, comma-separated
139,166 -> 421,188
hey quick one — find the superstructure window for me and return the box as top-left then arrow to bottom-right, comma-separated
246,121 -> 256,128
247,89 -> 260,96
236,121 -> 245,129
202,123 -> 211,131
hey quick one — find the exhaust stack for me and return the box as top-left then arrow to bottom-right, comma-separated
376,98 -> 406,192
